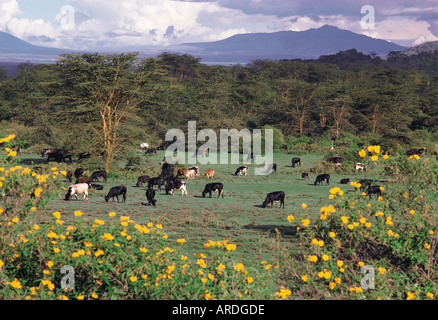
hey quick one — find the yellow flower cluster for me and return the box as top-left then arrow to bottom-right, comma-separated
0,134 -> 16,144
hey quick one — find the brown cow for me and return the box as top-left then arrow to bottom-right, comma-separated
205,170 -> 215,179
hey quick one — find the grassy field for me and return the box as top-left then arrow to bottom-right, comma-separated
17,150 -> 385,264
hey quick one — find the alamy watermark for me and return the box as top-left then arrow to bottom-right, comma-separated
360,5 -> 375,30
164,121 -> 273,175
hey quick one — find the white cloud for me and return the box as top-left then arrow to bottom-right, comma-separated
1,0 -> 437,51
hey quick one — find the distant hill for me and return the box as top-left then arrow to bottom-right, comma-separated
396,41 -> 438,56
165,25 -> 406,64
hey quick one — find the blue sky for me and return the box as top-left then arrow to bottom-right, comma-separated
1,0 -> 437,50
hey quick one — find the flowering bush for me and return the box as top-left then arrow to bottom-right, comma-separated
284,147 -> 437,300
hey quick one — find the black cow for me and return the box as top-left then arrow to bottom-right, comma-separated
161,163 -> 174,180
41,148 -> 53,157
78,152 -> 91,161
327,157 -> 342,164
314,174 -> 330,185
302,172 -> 309,180
74,168 -> 84,179
145,187 -> 157,206
406,148 -> 425,156
91,170 -> 107,183
148,176 -> 165,191
105,186 -> 127,203
145,148 -> 157,155
136,175 -> 150,187
340,178 -> 350,184
202,183 -> 224,199
291,157 -> 301,168
47,150 -> 72,163
366,185 -> 382,199
261,191 -> 285,209
91,184 -> 104,190
358,179 -> 373,191
165,176 -> 182,195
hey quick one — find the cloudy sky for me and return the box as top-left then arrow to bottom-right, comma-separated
1,0 -> 437,50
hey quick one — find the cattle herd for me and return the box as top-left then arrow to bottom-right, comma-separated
47,145 -> 432,208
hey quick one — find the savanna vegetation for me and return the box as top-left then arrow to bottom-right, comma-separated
0,50 -> 437,300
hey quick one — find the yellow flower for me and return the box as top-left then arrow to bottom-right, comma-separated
337,260 -> 344,267
301,203 -> 307,209
287,215 -> 295,222
409,210 -> 415,215
74,211 -> 83,217
130,276 -> 138,282
358,149 -> 366,158
92,292 -> 98,299
246,277 -> 253,284
276,287 -> 291,299
383,154 -> 389,159
329,232 -> 336,238
406,292 -> 415,300
358,261 -> 365,267
177,238 -> 186,244
371,155 -> 378,161
329,187 -> 341,195
341,216 -> 349,224
387,230 -> 394,237
101,233 -> 114,241
34,187 -> 43,197
94,219 -> 105,225
426,292 -> 434,299
308,255 -> 318,263
226,243 -> 236,251
301,219 -> 310,227
322,254 -> 329,261
7,278 -> 22,289
378,267 -> 386,274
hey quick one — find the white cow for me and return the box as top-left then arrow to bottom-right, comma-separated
170,182 -> 188,196
140,143 -> 149,149
65,183 -> 89,201
356,163 -> 366,172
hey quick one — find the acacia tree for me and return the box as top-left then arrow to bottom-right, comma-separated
57,52 -> 160,171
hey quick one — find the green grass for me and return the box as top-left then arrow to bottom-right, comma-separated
17,150 -> 388,266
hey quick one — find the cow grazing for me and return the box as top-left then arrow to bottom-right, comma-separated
91,184 -> 104,190
327,157 -> 342,164
41,148 -> 53,157
66,170 -> 73,182
356,163 -> 366,172
170,181 -> 188,196
136,175 -> 150,187
65,183 -> 89,201
75,177 -> 92,187
358,179 -> 373,191
140,143 -> 149,150
340,178 -> 350,184
291,157 -> 301,168
264,163 -> 277,174
366,185 -> 382,199
105,186 -> 127,203
161,163 -> 174,180
406,148 -> 425,156
197,148 -> 209,157
302,172 -> 310,180
177,168 -> 187,178
261,191 -> 285,209
165,176 -> 182,195
205,170 -> 215,179
145,187 -> 157,206
188,166 -> 200,176
78,152 -> 91,161
47,150 -> 72,163
145,148 -> 157,155
314,174 -> 330,186
91,170 -> 107,183
148,176 -> 165,191
74,168 -> 84,179
235,166 -> 249,176
185,169 -> 196,179
202,183 -> 224,199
